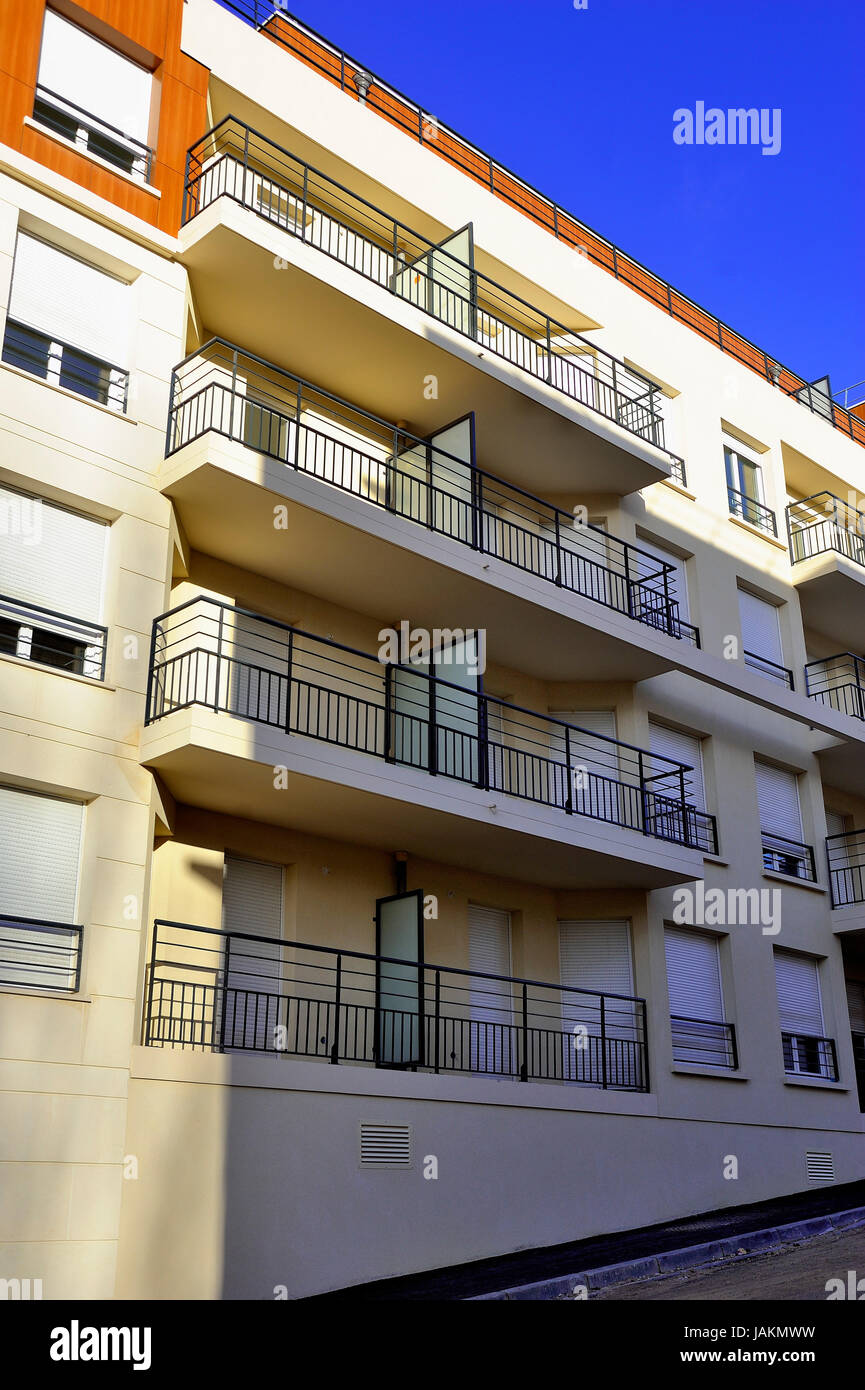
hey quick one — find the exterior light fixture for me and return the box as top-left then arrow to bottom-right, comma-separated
352,69 -> 372,103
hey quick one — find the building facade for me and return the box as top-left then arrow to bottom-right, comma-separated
1,0 -> 864,1301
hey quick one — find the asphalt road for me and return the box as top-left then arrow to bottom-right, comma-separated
593,1225 -> 865,1301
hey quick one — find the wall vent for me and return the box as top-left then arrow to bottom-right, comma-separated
805,1151 -> 835,1183
359,1122 -> 412,1168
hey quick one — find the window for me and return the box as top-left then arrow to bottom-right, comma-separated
0,486 -> 107,679
549,710 -> 618,816
3,234 -> 130,411
34,10 -> 153,182
665,928 -> 733,1067
467,905 -> 512,1075
220,854 -> 284,1050
0,786 -> 83,989
725,442 -> 776,535
755,759 -> 812,879
558,919 -> 640,1087
738,588 -> 790,686
649,722 -> 706,810
774,950 -> 834,1079
635,535 -> 691,636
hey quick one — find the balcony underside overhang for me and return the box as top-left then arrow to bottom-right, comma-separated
178,204 -> 672,497
811,733 -> 865,798
141,707 -> 704,890
832,905 -> 865,937
161,435 -> 683,683
794,554 -> 865,649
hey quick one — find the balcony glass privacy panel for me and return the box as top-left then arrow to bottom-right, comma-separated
168,343 -> 695,643
145,920 -> 650,1091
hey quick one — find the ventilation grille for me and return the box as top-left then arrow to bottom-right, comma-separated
805,1151 -> 835,1182
359,1123 -> 412,1168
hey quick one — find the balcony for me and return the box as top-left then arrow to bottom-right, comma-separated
0,594 -> 107,681
32,85 -> 154,183
163,342 -> 698,681
727,485 -> 777,538
670,1014 -> 738,1069
851,1032 -> 865,1110
0,914 -> 83,992
761,831 -> 816,883
177,118 -> 681,494
142,598 -> 715,888
805,654 -> 865,723
144,920 -> 649,1091
1,318 -> 128,414
788,495 -> 865,649
827,830 -> 865,909
781,1032 -> 838,1082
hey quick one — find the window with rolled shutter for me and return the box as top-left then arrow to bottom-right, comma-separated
665,927 -> 730,1067
37,10 -> 152,149
8,234 -> 130,372
774,950 -> 828,1076
468,905 -> 512,1075
221,855 -> 284,1051
636,536 -> 690,622
845,979 -> 865,1034
649,721 -> 706,811
549,710 -> 618,816
738,589 -> 783,667
558,919 -> 639,1086
0,786 -> 83,988
755,760 -> 802,839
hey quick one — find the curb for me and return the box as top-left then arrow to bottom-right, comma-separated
471,1205 -> 865,1300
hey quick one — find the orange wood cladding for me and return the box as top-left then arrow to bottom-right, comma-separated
0,0 -> 209,235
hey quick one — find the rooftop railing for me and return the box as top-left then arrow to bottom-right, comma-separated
727,485 -> 778,538
214,2 -> 865,454
826,829 -> 865,908
0,594 -> 107,681
787,493 -> 865,570
0,914 -> 83,992
145,919 -> 650,1090
32,85 -> 154,183
146,596 -> 717,853
168,341 -> 698,645
804,653 -> 865,722
182,118 -> 683,464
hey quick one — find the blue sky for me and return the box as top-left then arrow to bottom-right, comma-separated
227,0 -> 865,399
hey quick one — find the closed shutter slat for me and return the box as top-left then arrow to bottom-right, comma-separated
39,10 -> 152,144
649,722 -> 705,810
755,761 -> 803,841
636,538 -> 689,621
0,786 -> 82,922
665,927 -> 723,1021
0,486 -> 107,621
739,590 -> 782,664
8,234 -> 130,368
774,951 -> 823,1035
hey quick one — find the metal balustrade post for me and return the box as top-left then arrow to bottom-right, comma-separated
428,673 -> 437,775
144,922 -> 158,1046
638,749 -> 648,836
545,318 -> 552,384
164,368 -> 177,458
478,693 -> 489,790
611,358 -> 619,424
520,983 -> 528,1081
285,627 -> 294,734
144,619 -> 159,725
623,544 -> 634,618
330,953 -> 341,1063
241,125 -> 250,208
218,933 -> 231,1053
476,472 -> 485,554
856,657 -> 865,722
214,605 -> 224,712
434,970 -> 441,1073
600,995 -> 608,1089
554,510 -> 562,586
565,726 -> 573,813
294,381 -> 302,468
230,347 -> 239,441
300,164 -> 309,241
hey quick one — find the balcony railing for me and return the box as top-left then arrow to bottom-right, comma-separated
727,485 -> 778,537
805,653 -> 865,722
218,4 -> 865,455
2,318 -> 128,413
144,920 -> 650,1090
32,85 -> 154,183
168,342 -> 698,645
761,831 -> 817,883
851,1031 -> 865,1111
146,597 -> 718,853
826,829 -> 865,908
0,594 -> 107,681
182,118 -> 684,466
743,649 -> 794,690
0,914 -> 82,992
670,1014 -> 738,1069
787,493 -> 865,570
781,1031 -> 838,1081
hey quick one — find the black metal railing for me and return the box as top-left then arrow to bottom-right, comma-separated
144,919 -> 650,1090
826,829 -> 865,908
181,118 -> 683,464
781,1031 -> 838,1081
0,594 -> 107,681
851,1031 -> 865,1110
145,597 -> 717,852
761,831 -> 817,882
727,485 -> 778,537
787,493 -> 865,570
670,1014 -> 738,1069
805,653 -> 865,722
33,85 -> 154,182
2,318 -> 128,413
743,649 -> 794,689
168,341 -> 698,645
0,914 -> 82,992
217,3 -> 865,454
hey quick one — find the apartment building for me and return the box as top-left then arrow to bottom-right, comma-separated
1,0 -> 864,1301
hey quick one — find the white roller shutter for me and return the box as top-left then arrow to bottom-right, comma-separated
755,760 -> 802,839
774,950 -> 823,1035
468,905 -> 512,1075
221,855 -> 284,1052
559,919 -> 634,997
649,721 -> 705,810
558,919 -> 637,1085
222,854 -> 283,939
38,10 -> 152,144
549,711 -> 618,817
636,536 -> 689,621
845,979 -> 865,1033
8,233 -> 130,368
665,927 -> 732,1067
0,486 -> 107,622
738,589 -> 782,665
0,786 -> 83,921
